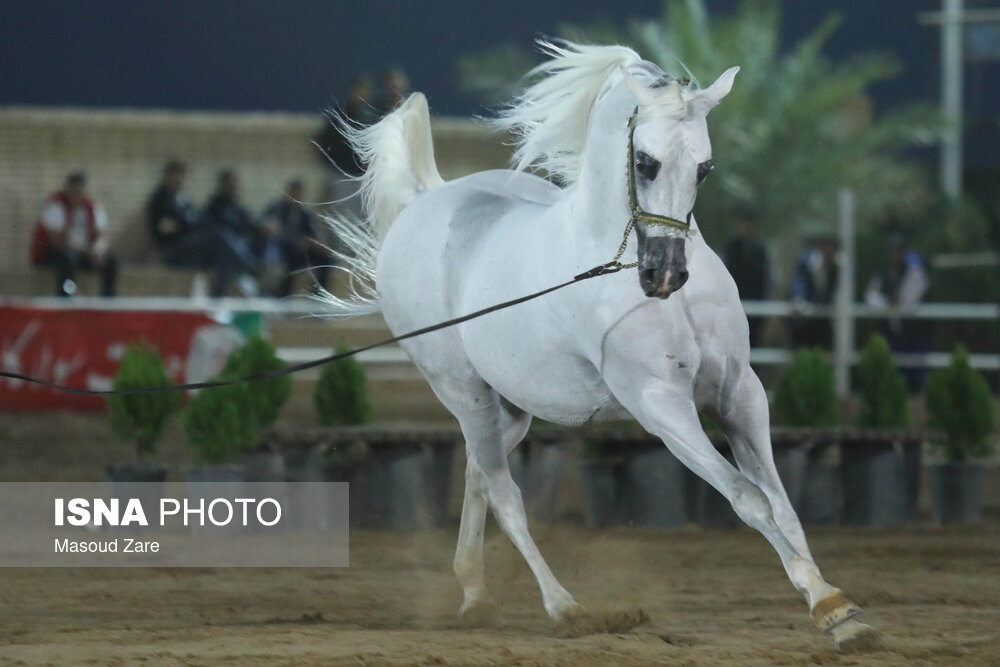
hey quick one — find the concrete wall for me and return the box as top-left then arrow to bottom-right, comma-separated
0,107 -> 511,271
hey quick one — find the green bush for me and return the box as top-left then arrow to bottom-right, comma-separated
107,342 -> 180,462
926,345 -> 996,462
855,334 -> 909,429
182,380 -> 260,465
314,343 -> 372,426
774,348 -> 838,428
221,334 -> 293,427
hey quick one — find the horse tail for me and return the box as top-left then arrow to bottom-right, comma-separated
321,92 -> 444,316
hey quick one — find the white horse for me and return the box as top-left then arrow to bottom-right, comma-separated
326,41 -> 879,652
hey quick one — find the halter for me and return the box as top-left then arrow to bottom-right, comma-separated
608,108 -> 695,269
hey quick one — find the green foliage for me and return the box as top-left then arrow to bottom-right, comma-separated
855,334 -> 909,429
221,334 -> 292,428
457,0 -> 939,247
774,348 -> 838,427
925,346 -> 996,462
107,342 -> 180,461
182,380 -> 260,465
314,343 -> 372,426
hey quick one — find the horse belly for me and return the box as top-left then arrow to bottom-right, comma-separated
463,335 -> 627,425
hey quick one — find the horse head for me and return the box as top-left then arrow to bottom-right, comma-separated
621,64 -> 738,299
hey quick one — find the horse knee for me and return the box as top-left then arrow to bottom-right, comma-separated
729,477 -> 774,529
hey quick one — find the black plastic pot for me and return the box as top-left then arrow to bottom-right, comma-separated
901,438 -> 922,521
366,443 -> 428,531
284,446 -> 326,483
624,444 -> 686,529
801,460 -> 840,524
282,446 -> 333,531
688,449 -> 740,527
579,460 -> 626,528
244,450 -> 286,482
509,440 -> 563,525
423,441 -> 455,528
771,438 -> 809,515
184,464 -> 249,534
694,478 -> 741,527
931,461 -> 986,524
105,463 -> 168,483
840,439 -> 907,526
326,461 -> 369,529
105,464 -> 168,532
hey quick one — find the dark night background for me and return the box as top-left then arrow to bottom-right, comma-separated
1,1 -> 997,165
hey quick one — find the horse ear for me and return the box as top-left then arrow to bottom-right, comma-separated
701,66 -> 740,106
621,67 -> 658,106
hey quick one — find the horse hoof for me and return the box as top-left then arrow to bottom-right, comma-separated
554,607 -> 649,638
830,619 -> 885,653
810,591 -> 862,632
458,597 -> 499,627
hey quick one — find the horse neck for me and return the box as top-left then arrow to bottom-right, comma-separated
570,124 -> 633,258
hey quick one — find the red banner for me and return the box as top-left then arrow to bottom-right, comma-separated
0,307 -> 243,411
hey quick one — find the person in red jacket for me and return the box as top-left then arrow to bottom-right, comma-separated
30,172 -> 118,296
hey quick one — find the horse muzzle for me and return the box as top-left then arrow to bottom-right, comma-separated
638,235 -> 688,299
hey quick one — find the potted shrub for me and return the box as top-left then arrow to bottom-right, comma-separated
314,344 -> 381,526
843,334 -> 912,525
773,348 -> 838,523
106,342 -> 180,483
182,380 -> 259,482
105,343 -> 179,526
926,345 -> 996,523
223,334 -> 293,481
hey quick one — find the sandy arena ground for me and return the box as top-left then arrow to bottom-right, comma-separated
1,415 -> 998,665
1,524 -> 998,665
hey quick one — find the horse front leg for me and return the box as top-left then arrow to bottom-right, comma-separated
607,371 -> 881,652
714,368 -> 881,650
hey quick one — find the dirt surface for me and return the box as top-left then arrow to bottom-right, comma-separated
2,414 -> 999,665
1,523 -> 998,666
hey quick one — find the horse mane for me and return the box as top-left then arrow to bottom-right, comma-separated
491,40 -> 643,186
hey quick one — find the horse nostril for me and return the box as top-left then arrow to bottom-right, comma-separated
697,159 -> 714,184
640,268 -> 656,285
676,270 -> 689,287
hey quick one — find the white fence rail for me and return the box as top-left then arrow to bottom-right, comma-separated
3,293 -> 996,382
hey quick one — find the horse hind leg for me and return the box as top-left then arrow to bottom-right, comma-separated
454,402 -> 531,624
420,371 -> 575,617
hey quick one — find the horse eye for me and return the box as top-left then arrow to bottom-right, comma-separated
635,151 -> 660,181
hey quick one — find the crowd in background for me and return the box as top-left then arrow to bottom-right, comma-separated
28,68 -> 411,300
26,64 -> 931,379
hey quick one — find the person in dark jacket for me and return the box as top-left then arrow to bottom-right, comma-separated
722,207 -> 771,346
261,179 -> 331,296
789,232 -> 840,350
148,160 -> 198,249
148,163 -> 258,297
